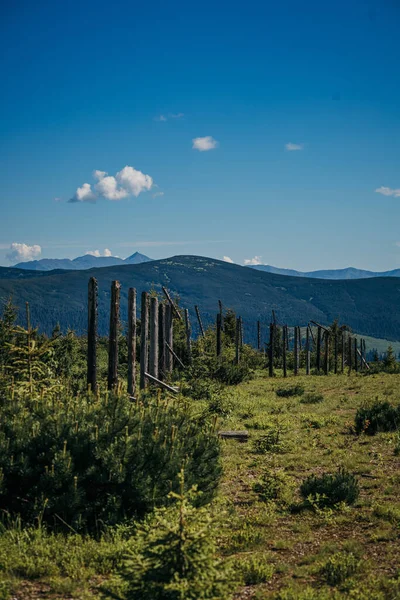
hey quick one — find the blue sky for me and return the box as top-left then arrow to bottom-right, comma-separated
0,0 -> 399,270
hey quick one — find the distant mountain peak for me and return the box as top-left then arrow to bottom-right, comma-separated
13,251 -> 152,271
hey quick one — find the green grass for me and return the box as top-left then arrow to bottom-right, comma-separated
3,372 -> 400,598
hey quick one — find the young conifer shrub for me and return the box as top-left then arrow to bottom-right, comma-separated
300,468 -> 359,508
355,401 -> 400,435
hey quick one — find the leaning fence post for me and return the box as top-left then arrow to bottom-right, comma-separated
127,288 -> 137,396
140,291 -> 149,390
195,305 -> 205,338
87,277 -> 98,393
235,317 -> 241,365
108,280 -> 121,390
306,325 -> 311,375
283,325 -> 287,377
165,304 -> 173,373
149,296 -> 159,379
269,323 -> 274,377
184,308 -> 192,364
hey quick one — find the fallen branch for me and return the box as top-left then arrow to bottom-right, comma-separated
162,287 -> 182,321
218,430 -> 249,442
144,372 -> 179,394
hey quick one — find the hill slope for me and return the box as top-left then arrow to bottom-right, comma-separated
0,255 -> 399,340
251,264 -> 400,279
13,251 -> 152,271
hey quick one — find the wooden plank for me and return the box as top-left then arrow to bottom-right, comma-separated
107,280 -> 120,390
165,341 -> 186,369
127,287 -> 136,396
144,371 -> 179,394
218,430 -> 249,442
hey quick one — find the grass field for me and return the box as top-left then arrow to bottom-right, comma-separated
2,371 -> 400,599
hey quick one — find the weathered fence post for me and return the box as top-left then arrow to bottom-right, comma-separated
324,331 -> 330,375
166,304 -> 173,373
158,303 -> 166,379
294,326 -> 299,375
195,305 -> 205,338
235,317 -> 241,365
282,325 -> 287,377
348,336 -> 352,374
184,308 -> 192,364
108,280 -> 121,390
127,287 -> 137,396
354,338 -> 358,373
216,313 -> 222,357
240,317 -> 244,347
87,277 -> 98,393
149,296 -> 159,379
334,331 -> 338,374
269,323 -> 274,377
257,321 -> 261,351
316,326 -> 322,373
140,291 -> 149,390
306,325 -> 311,375
341,331 -> 346,372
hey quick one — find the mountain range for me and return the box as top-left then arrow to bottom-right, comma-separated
251,264 -> 400,279
13,252 -> 151,271
0,255 -> 399,342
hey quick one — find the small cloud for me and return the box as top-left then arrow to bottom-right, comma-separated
244,256 -> 262,265
169,113 -> 184,119
69,166 -> 153,203
53,197 -> 63,202
6,243 -> 42,263
375,186 -> 400,198
223,256 -> 234,263
154,113 -> 184,121
154,115 -> 167,122
153,191 -> 164,198
85,248 -> 113,257
192,136 -> 219,151
285,142 -> 303,151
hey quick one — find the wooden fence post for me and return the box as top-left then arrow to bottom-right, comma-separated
316,326 -> 322,373
324,331 -> 330,375
149,296 -> 159,379
216,313 -> 222,357
269,323 -> 274,377
334,332 -> 338,374
306,325 -> 311,375
354,338 -> 358,373
195,305 -> 205,338
184,308 -> 192,364
235,317 -> 241,365
127,288 -> 137,396
107,280 -> 121,390
348,336 -> 352,374
294,326 -> 299,375
240,317 -> 244,347
158,303 -> 166,380
257,321 -> 261,351
341,331 -> 346,372
282,325 -> 287,377
166,304 -> 173,373
140,291 -> 149,390
87,277 -> 98,393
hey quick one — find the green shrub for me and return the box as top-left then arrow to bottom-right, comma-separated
355,401 -> 400,435
106,471 -> 235,600
320,551 -> 361,586
300,393 -> 324,405
253,470 -> 293,506
0,389 -> 222,533
237,554 -> 274,585
300,468 -> 359,508
253,427 -> 286,454
276,385 -> 305,398
212,362 -> 250,385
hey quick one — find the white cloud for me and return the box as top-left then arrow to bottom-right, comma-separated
154,113 -> 184,121
244,256 -> 262,265
192,136 -> 219,151
223,256 -> 234,263
154,115 -> 167,122
375,186 -> 400,198
69,166 -> 153,203
153,191 -> 164,198
6,243 -> 42,263
169,113 -> 184,119
285,142 -> 303,151
85,248 -> 113,257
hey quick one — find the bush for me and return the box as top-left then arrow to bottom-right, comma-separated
237,554 -> 274,585
320,551 -> 361,586
253,470 -> 293,507
253,427 -> 286,454
106,471 -> 235,600
276,385 -> 305,398
300,393 -> 324,404
0,389 -> 222,533
300,468 -> 359,508
355,401 -> 400,435
212,362 -> 250,385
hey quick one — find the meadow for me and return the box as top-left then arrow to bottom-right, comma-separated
0,302 -> 399,599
